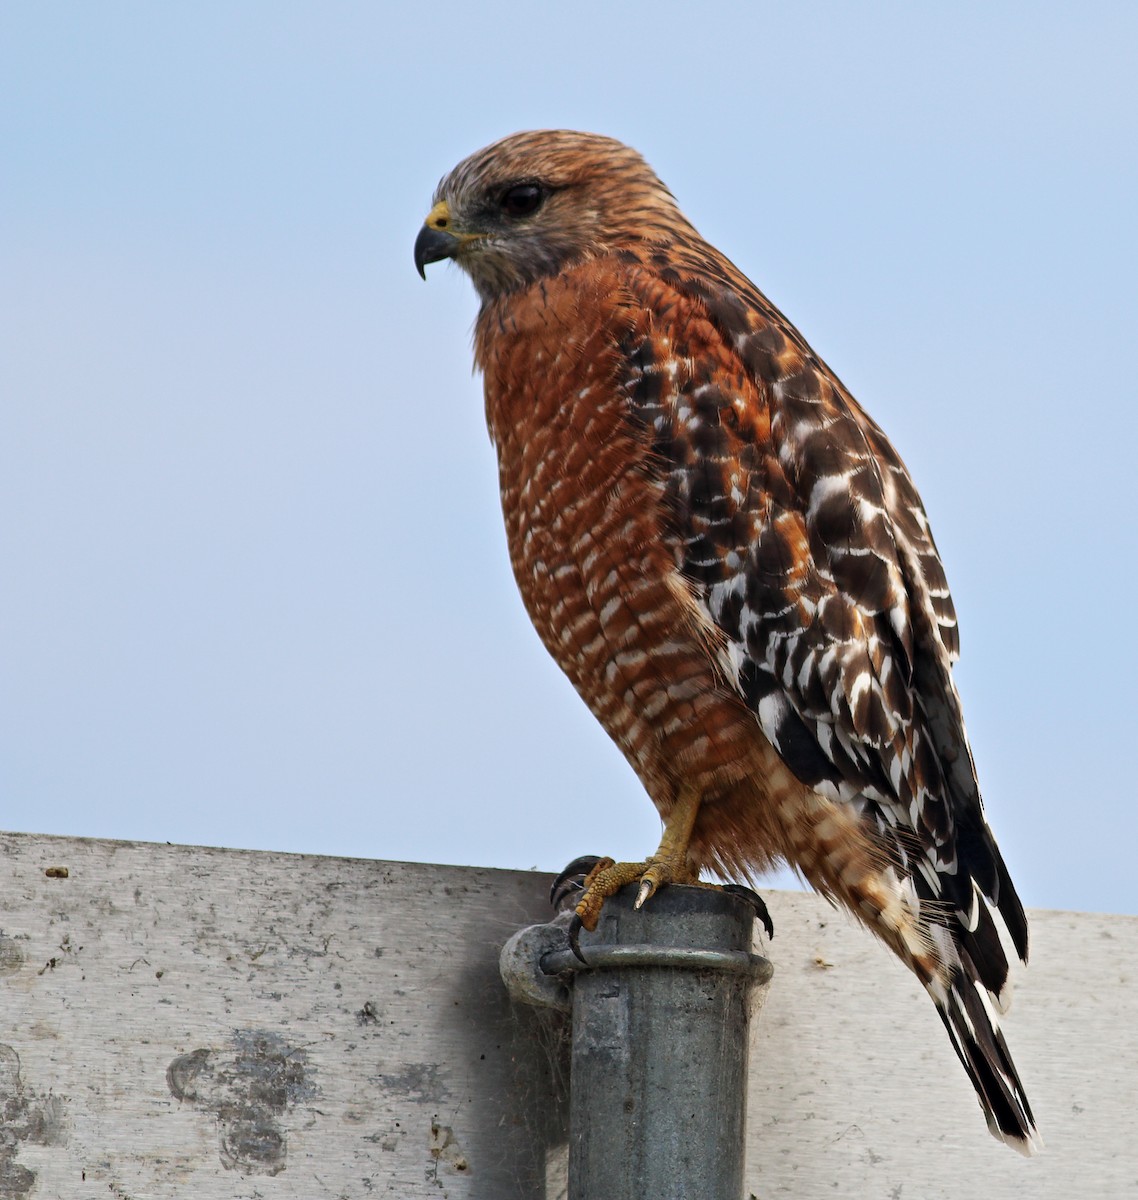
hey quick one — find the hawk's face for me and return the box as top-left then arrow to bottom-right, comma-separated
414,129 -> 690,303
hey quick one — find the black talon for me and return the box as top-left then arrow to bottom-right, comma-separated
567,913 -> 589,964
723,884 -> 775,941
550,854 -> 603,909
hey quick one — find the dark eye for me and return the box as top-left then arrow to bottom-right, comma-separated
499,183 -> 544,218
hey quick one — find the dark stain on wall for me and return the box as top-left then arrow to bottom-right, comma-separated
167,1029 -> 315,1176
0,1044 -> 67,1198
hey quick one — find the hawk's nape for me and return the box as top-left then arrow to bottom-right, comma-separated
414,129 -> 1039,1154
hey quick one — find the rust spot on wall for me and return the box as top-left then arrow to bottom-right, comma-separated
428,1119 -> 469,1177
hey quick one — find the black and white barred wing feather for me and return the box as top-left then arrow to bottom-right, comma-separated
634,255 -> 1039,1152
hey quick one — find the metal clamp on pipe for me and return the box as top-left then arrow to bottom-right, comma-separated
541,941 -> 773,979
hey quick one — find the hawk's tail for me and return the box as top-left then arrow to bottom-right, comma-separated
932,963 -> 1042,1155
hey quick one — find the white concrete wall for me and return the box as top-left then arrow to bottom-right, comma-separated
0,831 -> 1132,1198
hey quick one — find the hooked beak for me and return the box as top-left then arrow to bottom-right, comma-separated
414,200 -> 464,279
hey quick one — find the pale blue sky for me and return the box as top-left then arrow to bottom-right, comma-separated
3,4 -> 1136,914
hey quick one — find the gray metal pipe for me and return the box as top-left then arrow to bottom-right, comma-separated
502,883 -> 772,1200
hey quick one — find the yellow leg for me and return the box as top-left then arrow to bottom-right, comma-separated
573,784 -> 704,934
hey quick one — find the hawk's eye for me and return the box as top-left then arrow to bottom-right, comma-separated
500,183 -> 544,218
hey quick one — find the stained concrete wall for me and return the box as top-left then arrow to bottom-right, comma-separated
0,831 -> 1132,1198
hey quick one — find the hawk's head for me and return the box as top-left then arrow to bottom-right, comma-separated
414,130 -> 691,302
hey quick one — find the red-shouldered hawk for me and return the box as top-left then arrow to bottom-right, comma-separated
415,130 -> 1038,1153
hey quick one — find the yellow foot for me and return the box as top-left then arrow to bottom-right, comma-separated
553,852 -> 704,963
550,854 -> 775,962
573,854 -> 699,931
550,784 -> 773,962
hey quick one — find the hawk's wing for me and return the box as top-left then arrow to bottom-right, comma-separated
616,250 -> 1027,981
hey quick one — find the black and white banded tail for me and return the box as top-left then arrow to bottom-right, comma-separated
934,965 -> 1041,1154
